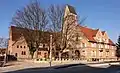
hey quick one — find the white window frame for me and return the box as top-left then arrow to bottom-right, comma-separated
112,52 -> 114,56
112,46 -> 114,49
91,51 -> 96,57
106,52 -> 109,56
99,51 -> 103,57
85,43 -> 87,47
105,45 -> 107,48
101,44 -> 103,48
107,45 -> 109,49
91,43 -> 94,47
98,44 -> 101,48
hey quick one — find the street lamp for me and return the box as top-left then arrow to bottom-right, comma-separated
49,35 -> 52,67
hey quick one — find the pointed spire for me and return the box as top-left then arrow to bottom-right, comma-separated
66,4 -> 77,15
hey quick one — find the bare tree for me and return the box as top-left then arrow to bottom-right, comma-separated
0,37 -> 8,48
48,4 -> 64,58
60,14 -> 78,59
11,1 -> 48,59
48,4 -> 87,60
48,4 -> 79,59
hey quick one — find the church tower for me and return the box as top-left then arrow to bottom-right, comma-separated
62,5 -> 78,36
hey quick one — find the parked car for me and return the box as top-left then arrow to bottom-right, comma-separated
7,55 -> 17,61
0,56 -> 5,67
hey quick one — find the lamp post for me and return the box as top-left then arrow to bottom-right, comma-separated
49,35 -> 52,67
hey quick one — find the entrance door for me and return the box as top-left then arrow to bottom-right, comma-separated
15,53 -> 17,57
75,50 -> 80,58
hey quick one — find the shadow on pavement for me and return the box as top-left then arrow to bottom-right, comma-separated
4,63 -> 120,73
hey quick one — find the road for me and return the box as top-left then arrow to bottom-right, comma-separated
5,64 -> 120,73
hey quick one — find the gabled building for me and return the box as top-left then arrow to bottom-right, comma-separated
8,5 -> 117,61
8,26 -> 50,59
71,25 -> 117,61
61,5 -> 117,61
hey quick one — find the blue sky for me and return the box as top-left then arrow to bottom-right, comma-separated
0,0 -> 120,43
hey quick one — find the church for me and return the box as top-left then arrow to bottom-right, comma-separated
8,5 -> 117,61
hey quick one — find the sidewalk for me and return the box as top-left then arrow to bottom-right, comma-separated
0,60 -> 120,72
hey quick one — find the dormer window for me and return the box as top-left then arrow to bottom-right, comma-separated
78,37 -> 82,40
104,39 -> 108,43
103,38 -> 105,42
81,43 -> 86,48
91,43 -> 96,47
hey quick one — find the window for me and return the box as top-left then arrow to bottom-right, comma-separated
106,39 -> 108,43
98,44 -> 103,48
43,44 -> 45,48
91,51 -> 96,57
103,38 -> 105,42
38,52 -> 41,55
99,44 -> 101,48
99,50 -> 103,57
105,45 -> 108,48
112,52 -> 114,56
94,43 -> 96,47
101,44 -> 103,48
98,44 -> 101,48
21,51 -> 24,55
78,37 -> 82,40
24,46 -> 26,48
44,53 -> 47,58
85,43 -> 87,47
107,45 -> 109,49
24,51 -> 26,55
21,51 -> 26,55
82,50 -> 85,52
20,46 -> 22,48
17,45 -> 19,48
91,43 -> 94,47
112,46 -> 114,49
99,38 -> 102,42
82,43 -> 86,47
91,43 -> 96,47
105,49 -> 109,56
106,51 -> 109,56
82,50 -> 86,56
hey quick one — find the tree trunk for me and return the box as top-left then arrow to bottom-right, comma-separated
69,51 -> 72,60
59,52 -> 62,62
36,49 -> 38,59
30,52 -> 34,59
